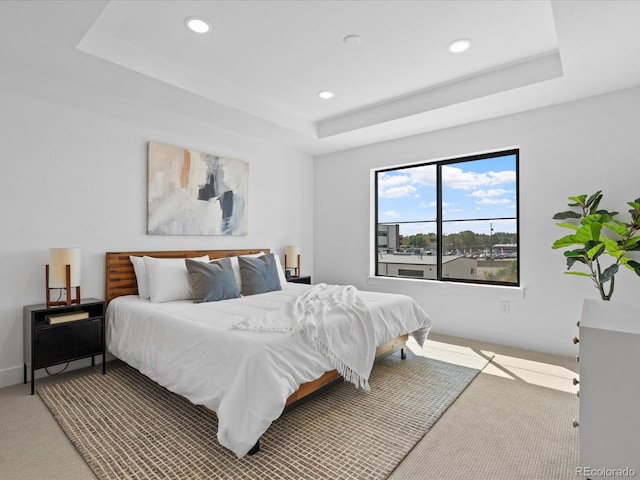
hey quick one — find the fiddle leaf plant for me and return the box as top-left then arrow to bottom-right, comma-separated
551,191 -> 640,300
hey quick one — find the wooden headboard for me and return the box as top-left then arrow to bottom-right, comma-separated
105,249 -> 269,304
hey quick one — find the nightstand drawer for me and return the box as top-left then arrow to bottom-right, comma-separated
33,318 -> 103,368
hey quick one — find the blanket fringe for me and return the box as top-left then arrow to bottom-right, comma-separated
302,328 -> 371,392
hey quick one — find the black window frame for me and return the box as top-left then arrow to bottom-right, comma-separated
375,148 -> 520,287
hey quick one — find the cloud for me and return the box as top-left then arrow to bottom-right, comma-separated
378,173 -> 410,187
442,165 -> 515,190
379,184 -> 417,198
409,165 -> 437,186
469,188 -> 510,198
381,210 -> 400,218
476,198 -> 512,205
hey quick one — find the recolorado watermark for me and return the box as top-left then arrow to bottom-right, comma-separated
576,467 -> 636,478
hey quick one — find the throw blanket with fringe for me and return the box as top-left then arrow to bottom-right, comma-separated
234,284 -> 376,391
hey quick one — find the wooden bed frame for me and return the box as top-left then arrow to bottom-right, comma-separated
105,249 -> 268,304
105,249 -> 407,453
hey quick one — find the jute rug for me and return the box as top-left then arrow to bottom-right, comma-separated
39,344 -> 490,480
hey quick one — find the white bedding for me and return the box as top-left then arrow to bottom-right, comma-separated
106,282 -> 432,458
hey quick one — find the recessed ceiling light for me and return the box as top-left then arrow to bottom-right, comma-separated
343,34 -> 362,47
318,91 -> 334,100
448,38 -> 472,53
186,17 -> 212,34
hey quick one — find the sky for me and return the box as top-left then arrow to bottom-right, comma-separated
377,153 -> 517,236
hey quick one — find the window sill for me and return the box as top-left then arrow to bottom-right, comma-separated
366,275 -> 525,299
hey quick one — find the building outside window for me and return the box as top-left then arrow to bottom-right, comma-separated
377,224 -> 400,252
375,148 -> 519,286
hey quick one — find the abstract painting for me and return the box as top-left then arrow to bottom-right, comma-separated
147,141 -> 248,235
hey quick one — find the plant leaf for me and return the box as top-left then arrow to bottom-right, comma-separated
566,256 -> 587,268
555,222 -> 580,231
563,249 -> 586,269
603,221 -> 629,237
626,260 -> 640,276
565,271 -> 592,277
602,236 -> 621,253
552,235 -> 579,249
623,235 -> 640,250
573,225 -> 598,244
563,249 -> 586,257
553,211 -> 582,220
568,195 -> 587,205
586,191 -> 603,214
596,210 -> 618,219
586,243 -> 605,260
600,264 -> 619,283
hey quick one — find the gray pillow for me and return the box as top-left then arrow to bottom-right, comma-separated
238,253 -> 282,296
185,257 -> 240,303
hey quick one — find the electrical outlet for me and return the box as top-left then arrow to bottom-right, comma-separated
500,300 -> 510,314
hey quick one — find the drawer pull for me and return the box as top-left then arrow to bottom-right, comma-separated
576,355 -> 579,362
573,336 -> 579,344
572,377 -> 580,385
572,420 -> 579,428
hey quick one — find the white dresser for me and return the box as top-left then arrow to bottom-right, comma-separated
579,299 -> 640,479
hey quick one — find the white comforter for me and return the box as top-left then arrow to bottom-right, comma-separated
235,284 -> 376,390
106,283 -> 432,458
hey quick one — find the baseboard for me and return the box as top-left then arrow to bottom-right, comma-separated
0,365 -> 23,390
0,353 -> 114,390
430,325 -> 578,357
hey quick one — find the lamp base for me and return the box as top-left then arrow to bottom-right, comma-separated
46,264 -> 81,308
284,254 -> 301,278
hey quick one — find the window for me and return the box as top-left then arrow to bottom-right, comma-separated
375,149 -> 519,286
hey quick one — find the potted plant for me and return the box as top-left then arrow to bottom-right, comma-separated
551,191 -> 640,300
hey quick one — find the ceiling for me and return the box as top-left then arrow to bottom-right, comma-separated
2,1 -> 640,155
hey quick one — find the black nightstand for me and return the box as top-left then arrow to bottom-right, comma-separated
23,297 -> 106,395
287,275 -> 312,285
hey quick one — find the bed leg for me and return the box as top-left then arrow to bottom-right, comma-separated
248,440 -> 260,455
401,347 -> 406,360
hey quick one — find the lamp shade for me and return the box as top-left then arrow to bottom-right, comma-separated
284,245 -> 299,268
49,248 -> 81,287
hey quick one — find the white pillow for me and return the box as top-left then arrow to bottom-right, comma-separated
143,255 -> 209,303
272,253 -> 289,287
130,256 -> 150,299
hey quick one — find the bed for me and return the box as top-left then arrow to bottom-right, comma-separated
105,249 -> 432,458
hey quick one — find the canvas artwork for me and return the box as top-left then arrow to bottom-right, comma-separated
147,141 -> 248,235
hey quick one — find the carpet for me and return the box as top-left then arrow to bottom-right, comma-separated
38,342 -> 490,480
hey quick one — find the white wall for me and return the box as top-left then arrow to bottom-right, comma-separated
0,68 -> 314,388
314,86 -> 640,356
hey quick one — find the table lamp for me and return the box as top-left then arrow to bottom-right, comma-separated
46,247 -> 81,307
284,245 -> 300,278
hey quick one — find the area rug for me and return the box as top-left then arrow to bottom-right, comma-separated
39,343 -> 491,480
